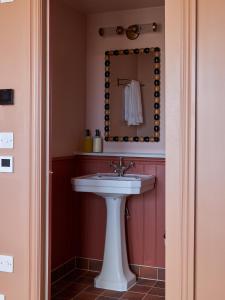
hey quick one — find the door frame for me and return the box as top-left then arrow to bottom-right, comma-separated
29,0 -> 197,299
165,0 -> 197,299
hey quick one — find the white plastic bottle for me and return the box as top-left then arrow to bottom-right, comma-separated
93,129 -> 103,153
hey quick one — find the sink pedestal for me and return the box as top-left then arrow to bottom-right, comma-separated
95,195 -> 136,291
71,173 -> 155,291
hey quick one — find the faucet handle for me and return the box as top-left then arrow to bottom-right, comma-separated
110,160 -> 118,170
124,160 -> 135,173
109,157 -> 134,176
128,161 -> 135,168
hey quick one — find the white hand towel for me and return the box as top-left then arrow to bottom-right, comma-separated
124,84 -> 130,122
124,80 -> 143,126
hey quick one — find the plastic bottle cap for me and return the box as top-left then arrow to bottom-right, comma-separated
95,129 -> 100,137
85,129 -> 90,136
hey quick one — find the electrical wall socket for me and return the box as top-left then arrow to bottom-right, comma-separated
0,255 -> 13,273
0,294 -> 5,300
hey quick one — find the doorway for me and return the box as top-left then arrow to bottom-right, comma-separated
49,1 -> 165,299
40,0 -> 197,300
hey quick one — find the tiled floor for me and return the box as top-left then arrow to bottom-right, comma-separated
52,270 -> 165,300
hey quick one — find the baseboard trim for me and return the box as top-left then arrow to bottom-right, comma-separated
51,256 -> 165,285
76,257 -> 165,282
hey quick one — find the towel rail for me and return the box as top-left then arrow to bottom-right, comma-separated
117,78 -> 145,87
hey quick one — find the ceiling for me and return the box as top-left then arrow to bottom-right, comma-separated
63,0 -> 165,14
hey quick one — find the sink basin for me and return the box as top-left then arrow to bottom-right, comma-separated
71,172 -> 155,291
71,173 -> 155,196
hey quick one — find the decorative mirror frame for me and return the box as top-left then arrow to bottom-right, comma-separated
104,47 -> 161,142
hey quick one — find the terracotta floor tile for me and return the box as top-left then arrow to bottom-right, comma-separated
74,292 -> 98,299
136,279 -> 156,287
102,289 -> 124,298
67,283 -> 88,295
77,276 -> 95,284
66,270 -> 87,282
51,270 -> 165,300
70,282 -> 90,289
56,287 -> 77,298
52,296 -> 72,300
143,295 -> 165,300
129,285 -> 151,294
52,285 -> 60,297
148,287 -> 165,297
97,297 -> 120,300
84,286 -> 105,295
52,281 -> 89,299
52,278 -> 71,292
121,292 -> 145,300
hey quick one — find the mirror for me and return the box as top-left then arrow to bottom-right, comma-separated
104,47 -> 161,142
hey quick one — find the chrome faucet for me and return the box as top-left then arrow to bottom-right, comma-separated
110,157 -> 135,177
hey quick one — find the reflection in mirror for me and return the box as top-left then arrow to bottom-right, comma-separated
104,48 -> 160,143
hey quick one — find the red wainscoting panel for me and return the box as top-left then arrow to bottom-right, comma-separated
51,156 -> 78,270
155,164 -> 166,266
76,156 -> 165,268
51,155 -> 165,271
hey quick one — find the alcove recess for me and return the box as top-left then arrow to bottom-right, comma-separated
50,0 -> 165,285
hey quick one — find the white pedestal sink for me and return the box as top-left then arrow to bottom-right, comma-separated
71,173 -> 155,291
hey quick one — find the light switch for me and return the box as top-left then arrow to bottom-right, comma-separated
0,156 -> 13,173
0,132 -> 13,149
0,0 -> 14,3
0,255 -> 13,273
0,294 -> 5,300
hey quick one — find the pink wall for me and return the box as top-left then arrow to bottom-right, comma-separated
50,0 -> 86,157
0,1 -> 32,299
50,5 -> 165,154
86,7 -> 165,153
196,0 -> 225,298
